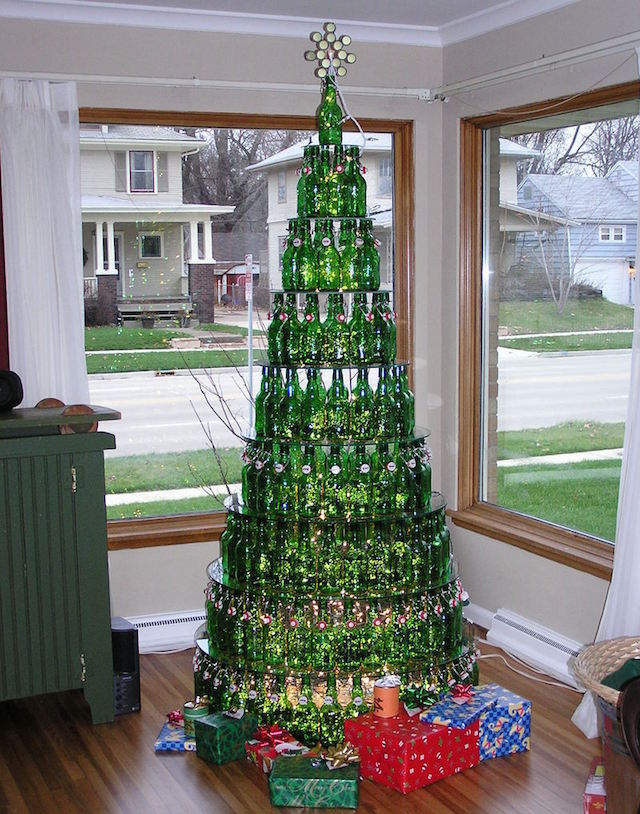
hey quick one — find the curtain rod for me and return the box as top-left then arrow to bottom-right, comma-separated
0,69 -> 430,101
426,30 -> 640,100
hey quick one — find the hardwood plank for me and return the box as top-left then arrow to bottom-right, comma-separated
0,643 -> 601,813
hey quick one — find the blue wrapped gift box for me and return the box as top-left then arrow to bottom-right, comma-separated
154,721 -> 196,752
477,684 -> 531,760
419,685 -> 497,729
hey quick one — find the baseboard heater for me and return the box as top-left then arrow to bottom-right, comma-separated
474,606 -> 583,688
127,610 -> 207,654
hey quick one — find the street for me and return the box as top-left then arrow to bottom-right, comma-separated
88,349 -> 632,457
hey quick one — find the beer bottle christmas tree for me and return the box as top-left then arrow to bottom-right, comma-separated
194,21 -> 475,746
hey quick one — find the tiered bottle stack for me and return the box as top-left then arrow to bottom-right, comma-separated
194,74 -> 474,747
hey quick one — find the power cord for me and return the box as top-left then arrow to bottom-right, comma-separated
476,636 -> 580,691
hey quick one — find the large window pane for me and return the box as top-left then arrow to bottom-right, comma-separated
80,122 -> 396,521
480,100 -> 638,543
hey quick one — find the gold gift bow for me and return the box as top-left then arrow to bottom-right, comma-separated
324,743 -> 360,771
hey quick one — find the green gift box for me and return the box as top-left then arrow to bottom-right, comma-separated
194,710 -> 258,765
269,755 -> 359,809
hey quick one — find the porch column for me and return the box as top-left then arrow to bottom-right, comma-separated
106,221 -> 116,273
95,221 -> 104,274
189,220 -> 200,261
203,218 -> 214,262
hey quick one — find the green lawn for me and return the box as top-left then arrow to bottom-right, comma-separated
85,326 -> 189,350
86,349 -> 267,374
199,323 -> 265,337
107,495 -> 226,520
498,421 -> 625,460
499,298 -> 634,335
499,332 -> 632,352
104,448 -> 244,494
497,458 -> 620,542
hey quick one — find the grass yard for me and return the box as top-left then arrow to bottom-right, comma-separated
500,332 -> 632,352
107,495 -> 226,520
497,458 -> 620,542
199,323 -> 265,336
86,348 -> 267,374
85,326 -> 189,350
104,447 -> 244,494
497,421 -> 625,460
499,298 -> 634,335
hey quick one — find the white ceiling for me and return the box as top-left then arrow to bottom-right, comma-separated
0,0 -> 583,45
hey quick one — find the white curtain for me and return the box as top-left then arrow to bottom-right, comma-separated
0,79 -> 88,406
572,49 -> 640,738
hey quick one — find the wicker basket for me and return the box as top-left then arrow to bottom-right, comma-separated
573,637 -> 640,706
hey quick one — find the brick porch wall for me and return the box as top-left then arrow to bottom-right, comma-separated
189,264 -> 216,323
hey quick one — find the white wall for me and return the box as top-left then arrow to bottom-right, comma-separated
1,3 -> 634,638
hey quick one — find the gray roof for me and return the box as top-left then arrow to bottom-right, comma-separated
523,174 -> 637,221
80,123 -> 203,148
248,132 -> 391,171
608,159 -> 638,180
499,138 -> 539,159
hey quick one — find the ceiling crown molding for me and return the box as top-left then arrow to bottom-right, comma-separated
0,0 -> 583,47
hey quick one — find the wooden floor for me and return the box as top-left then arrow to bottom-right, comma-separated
0,644 -> 600,814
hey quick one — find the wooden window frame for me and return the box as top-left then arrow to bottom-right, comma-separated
450,79 -> 640,581
77,109 -> 414,551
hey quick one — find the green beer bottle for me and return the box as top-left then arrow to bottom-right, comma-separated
348,444 -> 372,515
297,221 -> 317,291
371,441 -> 398,515
286,602 -> 311,670
281,219 -> 299,290
263,599 -> 285,669
325,367 -> 350,440
264,673 -> 292,728
373,292 -> 396,365
279,367 -> 303,439
274,442 -> 297,517
349,293 -> 373,364
254,365 -> 270,437
338,219 -> 359,290
343,523 -> 367,592
312,611 -> 333,672
322,292 -> 349,365
344,673 -> 369,720
350,367 -> 374,439
244,607 -> 264,670
315,146 -> 331,218
374,365 -> 395,439
241,442 -> 260,512
358,219 -> 380,290
316,74 -> 343,146
324,444 -> 348,517
267,293 -> 285,365
301,367 -> 326,440
255,441 -> 274,515
301,293 -> 324,365
314,218 -> 340,290
298,443 -> 324,517
290,673 -> 320,746
297,147 -> 315,218
342,146 -> 367,217
282,294 -> 301,366
319,672 -> 344,746
328,145 -> 347,217
396,364 -> 415,434
290,519 -> 318,594
322,520 -> 343,595
263,366 -> 284,437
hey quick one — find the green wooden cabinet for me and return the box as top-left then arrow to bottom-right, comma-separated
0,408 -> 119,724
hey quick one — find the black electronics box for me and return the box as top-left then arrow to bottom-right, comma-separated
112,616 -> 141,715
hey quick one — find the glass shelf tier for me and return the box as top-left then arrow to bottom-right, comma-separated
238,423 -> 430,447
254,360 -> 409,372
224,487 -> 444,522
270,286 -> 393,296
207,553 -> 457,602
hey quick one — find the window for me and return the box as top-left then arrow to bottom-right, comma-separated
378,157 -> 392,195
277,170 -> 287,203
129,150 -> 154,192
455,81 -> 640,578
139,231 -> 163,258
75,111 -> 413,551
600,225 -> 626,242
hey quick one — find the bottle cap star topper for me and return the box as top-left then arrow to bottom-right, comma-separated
304,21 -> 356,79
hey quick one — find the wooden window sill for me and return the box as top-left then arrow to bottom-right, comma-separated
107,511 -> 227,550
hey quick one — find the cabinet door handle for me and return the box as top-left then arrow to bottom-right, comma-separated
80,653 -> 86,683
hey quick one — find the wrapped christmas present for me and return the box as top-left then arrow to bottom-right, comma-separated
194,709 -> 258,765
344,707 -> 478,794
245,724 -> 309,773
268,750 -> 359,809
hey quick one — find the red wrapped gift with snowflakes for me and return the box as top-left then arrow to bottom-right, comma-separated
344,708 -> 479,794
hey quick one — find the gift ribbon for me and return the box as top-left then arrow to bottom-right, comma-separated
253,724 -> 287,748
167,709 -> 184,725
451,683 -> 474,704
402,685 -> 439,709
323,743 -> 360,771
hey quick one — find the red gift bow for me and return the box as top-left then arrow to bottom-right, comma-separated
253,724 -> 287,748
167,709 -> 184,725
451,683 -> 474,703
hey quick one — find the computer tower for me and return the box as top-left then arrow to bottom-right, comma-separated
112,616 -> 141,715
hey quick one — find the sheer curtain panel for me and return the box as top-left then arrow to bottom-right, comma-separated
0,79 -> 88,406
572,51 -> 640,738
